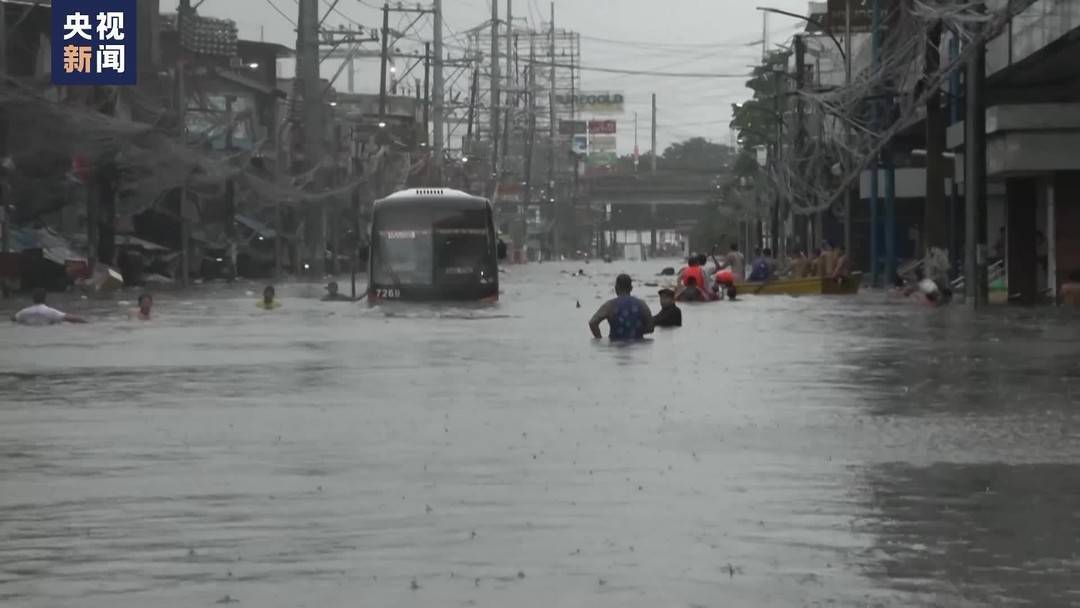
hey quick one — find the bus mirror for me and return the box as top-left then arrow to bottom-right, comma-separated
497,239 -> 508,260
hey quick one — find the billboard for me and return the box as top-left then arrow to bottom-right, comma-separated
590,134 -> 617,153
588,120 -> 616,135
571,134 -> 588,155
588,134 -> 617,166
555,91 -> 625,115
559,120 -> 586,135
825,0 -> 873,33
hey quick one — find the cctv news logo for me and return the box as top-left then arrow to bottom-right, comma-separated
52,0 -> 138,85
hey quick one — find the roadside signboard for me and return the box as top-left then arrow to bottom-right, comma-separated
825,0 -> 873,33
559,120 -> 586,135
555,91 -> 625,115
588,120 -> 616,135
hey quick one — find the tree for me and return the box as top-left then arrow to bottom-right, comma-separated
660,137 -> 734,173
730,50 -> 790,151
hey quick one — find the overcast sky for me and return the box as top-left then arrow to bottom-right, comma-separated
196,0 -> 810,153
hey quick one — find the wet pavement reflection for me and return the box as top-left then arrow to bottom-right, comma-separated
2,261 -> 1079,607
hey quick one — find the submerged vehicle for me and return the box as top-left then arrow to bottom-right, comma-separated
367,188 -> 503,303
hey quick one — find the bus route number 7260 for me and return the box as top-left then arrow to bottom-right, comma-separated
375,288 -> 401,299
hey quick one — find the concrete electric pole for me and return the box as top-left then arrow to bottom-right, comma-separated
432,0 -> 445,183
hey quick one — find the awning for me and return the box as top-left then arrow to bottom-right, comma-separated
11,227 -> 86,265
115,234 -> 171,252
235,214 -> 278,238
214,68 -> 288,99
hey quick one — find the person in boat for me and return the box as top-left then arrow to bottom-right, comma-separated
679,256 -> 716,300
788,250 -> 810,278
808,248 -> 823,277
831,247 -> 852,282
714,268 -> 737,300
675,275 -> 709,302
322,281 -> 354,302
819,241 -> 838,278
720,243 -> 745,282
257,285 -> 281,310
748,248 -> 774,282
589,273 -> 654,340
652,288 -> 682,328
11,288 -> 86,325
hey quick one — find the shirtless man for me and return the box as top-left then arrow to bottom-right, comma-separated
819,242 -> 838,278
831,247 -> 852,281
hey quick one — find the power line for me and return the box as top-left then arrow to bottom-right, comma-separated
577,26 -> 801,50
548,62 -> 750,78
321,0 -> 364,26
263,0 -> 296,26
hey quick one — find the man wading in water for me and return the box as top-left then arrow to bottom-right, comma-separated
11,288 -> 86,325
589,274 -> 654,340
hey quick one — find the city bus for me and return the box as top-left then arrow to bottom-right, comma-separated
367,188 -> 502,303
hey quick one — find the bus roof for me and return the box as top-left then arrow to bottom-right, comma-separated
375,188 -> 490,210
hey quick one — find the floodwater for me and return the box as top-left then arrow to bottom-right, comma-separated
2,261 -> 1080,608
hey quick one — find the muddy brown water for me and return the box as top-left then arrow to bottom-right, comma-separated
2,261 -> 1080,607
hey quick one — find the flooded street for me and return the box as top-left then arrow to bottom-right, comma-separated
3,261 -> 1080,607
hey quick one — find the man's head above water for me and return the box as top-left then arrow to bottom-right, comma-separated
658,288 -> 675,307
614,273 -> 633,295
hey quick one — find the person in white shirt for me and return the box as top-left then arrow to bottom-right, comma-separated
11,289 -> 86,325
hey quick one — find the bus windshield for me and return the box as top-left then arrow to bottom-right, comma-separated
372,206 -> 495,286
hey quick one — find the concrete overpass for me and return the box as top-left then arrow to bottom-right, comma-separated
579,173 -> 721,255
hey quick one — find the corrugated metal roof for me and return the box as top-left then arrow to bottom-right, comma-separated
11,227 -> 86,265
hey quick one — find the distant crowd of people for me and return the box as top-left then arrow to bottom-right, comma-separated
9,280 -> 357,326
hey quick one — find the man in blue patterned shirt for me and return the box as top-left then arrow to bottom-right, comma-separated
589,274 -> 654,340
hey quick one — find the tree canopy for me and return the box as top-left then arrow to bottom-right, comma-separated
613,137 -> 734,175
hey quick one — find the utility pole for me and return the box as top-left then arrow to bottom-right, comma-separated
965,21 -> 988,307
521,41 -> 536,260
378,3 -> 390,118
467,66 -> 478,141
882,0 -> 896,287
350,127 -> 359,298
650,93 -> 657,173
297,0 -> 324,274
0,0 -> 9,277
432,0 -> 445,182
869,0 -> 881,286
489,0 -> 500,187
423,42 -> 431,145
502,0 -> 512,166
224,96 -> 237,279
843,0 -> 852,254
772,65 -> 782,254
924,21 -> 946,258
794,34 -> 805,255
634,112 -> 639,174
548,2 -> 558,258
177,0 -> 191,286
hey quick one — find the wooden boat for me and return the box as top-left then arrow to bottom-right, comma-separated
734,272 -> 862,296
